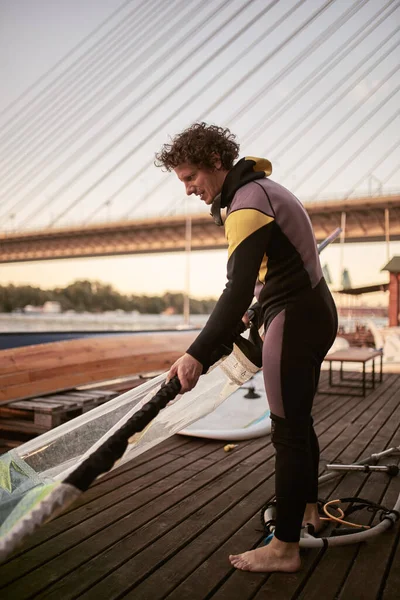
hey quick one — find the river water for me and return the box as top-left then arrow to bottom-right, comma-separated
0,311 -> 388,333
0,312 -> 208,332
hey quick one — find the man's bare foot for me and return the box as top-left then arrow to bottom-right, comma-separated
229,537 -> 301,573
303,502 -> 324,534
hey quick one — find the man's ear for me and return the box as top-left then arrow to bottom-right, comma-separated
212,154 -> 222,170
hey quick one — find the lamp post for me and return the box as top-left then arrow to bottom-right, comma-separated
183,200 -> 192,327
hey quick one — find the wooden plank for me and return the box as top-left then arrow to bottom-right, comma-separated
0,393 -> 102,432
0,440 -> 271,597
165,515 -> 267,600
128,378 -> 398,600
318,377 -> 399,467
21,379 -> 390,598
125,470 -> 274,600
0,376 -> 372,564
334,405 -> 400,600
78,374 -> 152,394
0,352 -> 178,403
0,419 -> 47,434
0,374 -> 398,600
5,399 -> 76,412
381,497 -> 400,600
137,378 -> 400,600
336,460 -> 400,600
65,439 -> 213,512
292,385 -> 400,600
8,376 -> 343,568
71,390 -> 116,398
7,437 -> 201,557
0,332 -> 196,403
213,378 -> 400,600
52,392 -> 113,412
0,440 -> 258,584
161,395 -> 363,600
1,393 -> 107,416
141,389 -> 379,599
44,394 -> 102,411
0,333 -> 196,375
52,444 -> 275,600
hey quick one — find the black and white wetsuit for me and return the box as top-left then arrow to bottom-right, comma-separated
187,157 -> 338,543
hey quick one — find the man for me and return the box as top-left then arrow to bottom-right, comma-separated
155,122 -> 337,573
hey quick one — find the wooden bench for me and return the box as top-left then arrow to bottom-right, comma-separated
320,347 -> 383,397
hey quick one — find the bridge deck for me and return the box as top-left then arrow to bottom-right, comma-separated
1,371 -> 399,600
2,193 -> 400,263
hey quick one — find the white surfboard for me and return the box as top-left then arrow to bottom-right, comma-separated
179,370 -> 271,441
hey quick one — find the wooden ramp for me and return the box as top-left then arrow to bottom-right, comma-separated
1,371 -> 399,599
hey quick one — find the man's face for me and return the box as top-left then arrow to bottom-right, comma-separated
174,162 -> 226,205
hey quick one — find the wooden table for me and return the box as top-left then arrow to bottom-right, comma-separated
321,348 -> 383,397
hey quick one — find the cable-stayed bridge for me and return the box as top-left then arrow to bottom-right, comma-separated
1,0 -> 399,262
1,193 -> 399,264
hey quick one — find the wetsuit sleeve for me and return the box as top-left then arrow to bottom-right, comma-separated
187,208 -> 274,367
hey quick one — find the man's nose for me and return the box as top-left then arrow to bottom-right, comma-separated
185,183 -> 195,195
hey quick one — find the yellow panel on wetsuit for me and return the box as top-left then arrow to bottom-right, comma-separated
225,209 -> 274,259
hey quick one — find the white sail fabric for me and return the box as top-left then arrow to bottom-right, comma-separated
0,348 -> 260,560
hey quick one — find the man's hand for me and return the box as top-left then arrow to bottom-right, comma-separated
242,312 -> 251,328
167,353 -> 203,394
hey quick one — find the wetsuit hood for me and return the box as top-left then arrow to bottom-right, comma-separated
210,156 -> 272,226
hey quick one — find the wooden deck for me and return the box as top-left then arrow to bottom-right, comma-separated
1,371 -> 399,599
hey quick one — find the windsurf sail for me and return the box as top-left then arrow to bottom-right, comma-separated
0,340 -> 260,562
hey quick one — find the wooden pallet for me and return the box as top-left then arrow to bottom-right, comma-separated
0,371 -> 399,599
0,389 -> 116,429
0,375 -> 153,453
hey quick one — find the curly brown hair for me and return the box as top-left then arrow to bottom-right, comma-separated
155,122 -> 240,171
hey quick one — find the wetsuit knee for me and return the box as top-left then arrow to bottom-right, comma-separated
270,413 -> 311,452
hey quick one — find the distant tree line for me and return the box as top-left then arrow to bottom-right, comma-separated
0,280 -> 217,314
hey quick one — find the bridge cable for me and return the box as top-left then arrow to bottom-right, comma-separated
308,108 -> 400,200
0,0 -> 181,184
278,62 -> 400,182
262,40 -> 400,169
13,0 -> 288,226
102,0 -> 393,222
241,0 -> 400,147
0,0 -> 155,145
224,0 -> 370,126
285,82 -> 400,195
0,0 -> 204,210
0,0 -> 197,189
0,0 -> 237,217
116,1 -> 398,221
341,138 -> 400,200
77,0 -> 336,226
7,0 -> 396,227
0,0 -> 139,120
382,162 -> 400,185
86,0 -> 331,223
14,0 -> 343,227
